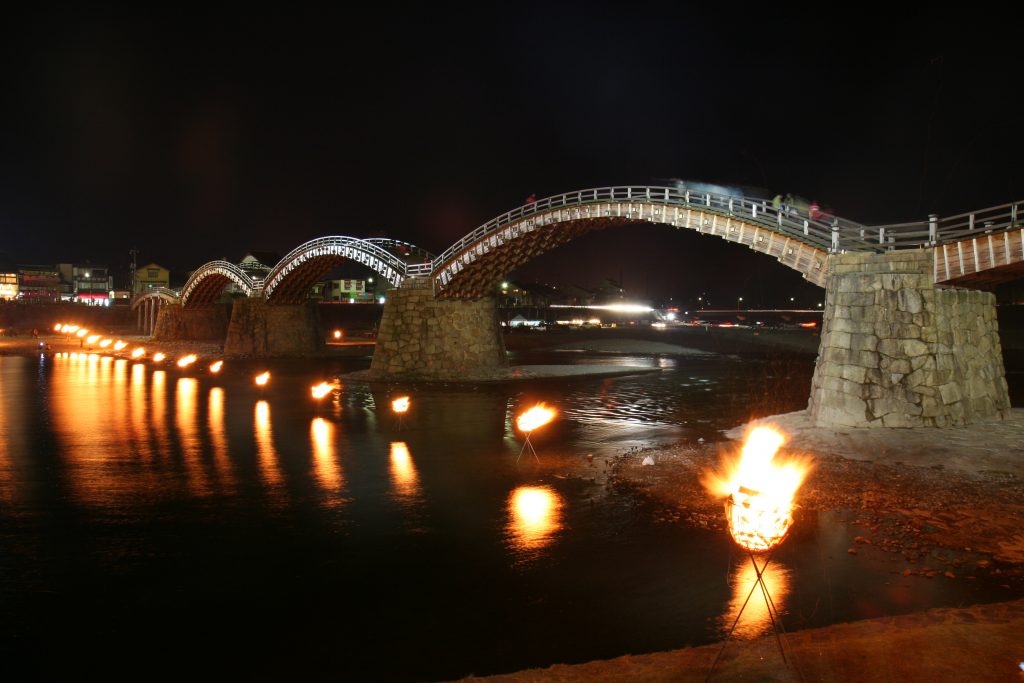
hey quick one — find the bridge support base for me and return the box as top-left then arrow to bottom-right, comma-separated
369,278 -> 507,379
808,250 -> 1010,428
152,303 -> 231,342
223,299 -> 322,356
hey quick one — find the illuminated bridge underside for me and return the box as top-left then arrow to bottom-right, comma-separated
181,262 -> 254,308
265,255 -> 354,304
935,229 -> 1024,289
434,202 -> 830,299
263,238 -> 407,305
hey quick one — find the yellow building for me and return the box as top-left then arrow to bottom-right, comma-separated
134,263 -> 170,295
0,271 -> 17,300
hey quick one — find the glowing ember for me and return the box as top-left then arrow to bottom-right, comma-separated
153,352 -> 166,362
516,403 -> 556,433
177,354 -> 197,368
391,396 -> 410,413
311,382 -> 333,399
209,360 -> 223,373
76,329 -> 88,338
131,347 -> 145,358
113,341 -> 127,351
255,371 -> 270,386
702,426 -> 812,553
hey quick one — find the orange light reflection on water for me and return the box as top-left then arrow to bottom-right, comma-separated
176,378 -> 211,495
208,388 -> 234,491
506,486 -> 563,556
720,558 -> 792,640
388,441 -> 420,499
255,400 -> 282,486
310,418 -> 343,491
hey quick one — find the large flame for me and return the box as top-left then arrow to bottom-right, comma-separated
311,382 -> 334,399
516,403 -> 556,433
391,396 -> 410,413
702,426 -> 812,553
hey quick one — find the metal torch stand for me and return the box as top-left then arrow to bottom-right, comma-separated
517,432 -> 539,463
706,550 -> 801,682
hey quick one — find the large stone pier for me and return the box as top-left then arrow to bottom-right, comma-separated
808,250 -> 1011,428
369,277 -> 507,379
223,299 -> 322,356
152,303 -> 231,342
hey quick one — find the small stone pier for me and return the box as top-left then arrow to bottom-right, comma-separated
808,250 -> 1011,428
369,277 -> 507,379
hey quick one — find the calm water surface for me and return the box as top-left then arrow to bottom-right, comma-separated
0,350 -> 1019,681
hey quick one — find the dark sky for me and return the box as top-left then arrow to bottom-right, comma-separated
1,5 -> 1021,304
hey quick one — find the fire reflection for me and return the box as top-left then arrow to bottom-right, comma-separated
254,400 -> 282,486
130,363 -> 151,458
176,378 -> 211,495
310,418 -> 343,491
208,388 -> 234,490
720,558 -> 792,640
506,485 -> 563,555
0,357 -> 26,505
151,370 -> 170,456
388,441 -> 420,499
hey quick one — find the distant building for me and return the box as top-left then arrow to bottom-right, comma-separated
133,262 -> 170,295
238,251 -> 282,280
56,263 -> 114,305
0,269 -> 17,300
322,278 -> 374,302
18,265 -> 62,303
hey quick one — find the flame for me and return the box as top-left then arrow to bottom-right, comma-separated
86,334 -> 100,344
76,329 -> 88,338
799,321 -> 817,328
333,329 -> 343,339
702,426 -> 812,553
311,382 -> 334,399
391,396 -> 410,413
131,347 -> 145,358
68,325 -> 79,333
99,339 -> 112,348
255,371 -> 270,386
516,403 -> 556,433
54,323 -> 63,331
177,354 -> 197,368
113,341 -> 127,351
209,360 -> 223,373
152,352 -> 166,362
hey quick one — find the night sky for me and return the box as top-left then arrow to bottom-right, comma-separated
1,5 -> 1021,305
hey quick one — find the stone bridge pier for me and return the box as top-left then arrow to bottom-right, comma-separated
809,250 -> 1011,428
369,277 -> 507,379
152,303 -> 232,343
222,299 -> 322,356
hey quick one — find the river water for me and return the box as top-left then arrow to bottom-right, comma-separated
0,349 -> 1020,681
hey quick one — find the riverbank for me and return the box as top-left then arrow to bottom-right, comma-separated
462,408 -> 1024,682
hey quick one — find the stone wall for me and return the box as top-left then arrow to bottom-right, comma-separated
369,278 -> 507,379
152,303 -> 231,342
223,299 -> 323,356
808,250 -> 1011,428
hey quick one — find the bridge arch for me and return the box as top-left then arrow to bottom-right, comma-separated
131,287 -> 180,335
430,186 -> 864,299
180,261 -> 256,308
262,236 -> 413,304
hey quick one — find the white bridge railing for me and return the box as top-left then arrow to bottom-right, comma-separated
431,186 -> 1024,273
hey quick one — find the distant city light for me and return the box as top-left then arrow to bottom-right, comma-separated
549,303 -> 653,313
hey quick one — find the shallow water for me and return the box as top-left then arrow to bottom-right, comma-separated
0,350 -> 1020,681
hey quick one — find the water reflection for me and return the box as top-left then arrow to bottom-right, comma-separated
176,378 -> 210,495
388,441 -> 419,500
311,418 -> 343,491
0,357 -> 26,505
720,556 -> 792,640
208,388 -> 235,491
255,400 -> 282,486
506,485 -> 563,559
129,363 -> 151,458
152,370 -> 170,456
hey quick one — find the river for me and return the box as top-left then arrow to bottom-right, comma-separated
0,348 -> 1020,680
